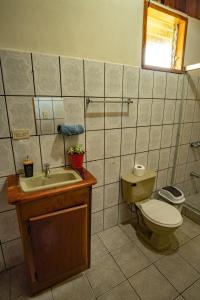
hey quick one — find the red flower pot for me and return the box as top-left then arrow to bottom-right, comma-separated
68,153 -> 84,170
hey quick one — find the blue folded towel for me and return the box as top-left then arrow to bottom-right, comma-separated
57,124 -> 85,136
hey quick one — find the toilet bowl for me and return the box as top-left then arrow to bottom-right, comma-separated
121,170 -> 183,251
136,199 -> 183,250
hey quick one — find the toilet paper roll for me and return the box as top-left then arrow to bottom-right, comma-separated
133,164 -> 146,176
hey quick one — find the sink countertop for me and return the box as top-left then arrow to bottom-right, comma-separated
7,167 -> 97,205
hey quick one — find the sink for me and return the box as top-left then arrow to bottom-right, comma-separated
19,168 -> 83,192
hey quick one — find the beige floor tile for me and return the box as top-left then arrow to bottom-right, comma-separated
111,242 -> 151,278
97,280 -> 139,300
86,254 -> 125,297
15,289 -> 53,300
52,274 -> 95,300
119,223 -> 138,241
179,217 -> 200,239
155,253 -> 200,293
179,235 -> 200,272
98,226 -> 131,252
175,296 -> 184,300
129,265 -> 178,300
10,264 -> 28,299
0,271 -> 9,300
181,278 -> 200,300
91,235 -> 109,260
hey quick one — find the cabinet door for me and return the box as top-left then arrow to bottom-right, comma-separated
29,204 -> 88,282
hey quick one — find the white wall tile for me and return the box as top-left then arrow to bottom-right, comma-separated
2,238 -> 23,268
0,178 -> 13,213
123,66 -> 139,98
7,96 -> 36,135
12,136 -> 42,173
149,126 -> 162,150
104,182 -> 119,208
193,101 -> 200,122
105,100 -> 122,129
169,147 -> 175,167
0,69 -> 3,95
0,96 -> 10,138
40,134 -> 64,167
0,139 -> 15,176
172,124 -> 178,146
120,154 -> 135,177
0,50 -> 34,95
85,60 -> 104,97
63,97 -> 85,127
87,160 -> 104,187
122,99 -> 137,128
105,157 -> 120,184
92,187 -> 104,213
61,57 -> 84,96
104,205 -> 118,229
105,129 -> 121,158
177,144 -> 189,165
177,74 -> 184,99
86,130 -> 104,161
151,99 -> 164,125
121,128 -> 136,155
148,150 -> 160,171
137,99 -> 152,126
161,125 -> 173,148
86,100 -> 104,130
187,75 -> 198,100
153,71 -> 166,98
156,169 -> 168,189
174,100 -> 181,123
0,209 -> 20,243
180,123 -> 192,144
118,203 -> 132,223
33,54 -> 61,96
136,127 -> 150,153
135,152 -> 148,168
174,164 -> 186,184
166,73 -> 178,99
163,100 -> 175,124
91,211 -> 103,234
184,100 -> 195,122
159,148 -> 170,170
105,63 -> 123,97
139,69 -> 153,98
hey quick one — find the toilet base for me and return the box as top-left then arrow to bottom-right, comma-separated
136,209 -> 173,251
136,223 -> 172,251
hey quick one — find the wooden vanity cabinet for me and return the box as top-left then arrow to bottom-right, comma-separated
7,169 -> 96,294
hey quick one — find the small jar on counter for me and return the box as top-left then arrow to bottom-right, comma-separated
23,156 -> 33,177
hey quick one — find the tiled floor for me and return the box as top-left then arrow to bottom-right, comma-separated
1,216 -> 200,300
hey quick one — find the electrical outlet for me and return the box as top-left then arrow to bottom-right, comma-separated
12,129 -> 30,140
42,111 -> 49,119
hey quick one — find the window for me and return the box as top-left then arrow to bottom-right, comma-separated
142,1 -> 188,72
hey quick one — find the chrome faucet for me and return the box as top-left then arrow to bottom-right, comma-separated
44,163 -> 50,177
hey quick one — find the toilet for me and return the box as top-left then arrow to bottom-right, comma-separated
121,170 -> 183,251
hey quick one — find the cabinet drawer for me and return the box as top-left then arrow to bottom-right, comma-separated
19,188 -> 90,220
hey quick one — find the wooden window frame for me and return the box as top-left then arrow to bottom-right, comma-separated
142,1 -> 188,74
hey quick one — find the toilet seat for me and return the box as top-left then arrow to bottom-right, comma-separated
137,199 -> 183,228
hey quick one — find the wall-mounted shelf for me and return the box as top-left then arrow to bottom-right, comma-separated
86,97 -> 133,105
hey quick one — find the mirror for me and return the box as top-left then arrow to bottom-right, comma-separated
34,97 -> 64,135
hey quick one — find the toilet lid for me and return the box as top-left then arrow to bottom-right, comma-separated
139,199 -> 183,227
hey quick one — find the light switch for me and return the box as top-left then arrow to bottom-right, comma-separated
12,129 -> 30,140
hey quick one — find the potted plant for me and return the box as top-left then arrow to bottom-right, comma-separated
67,144 -> 85,170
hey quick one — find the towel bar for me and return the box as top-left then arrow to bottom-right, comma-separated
86,97 -> 133,105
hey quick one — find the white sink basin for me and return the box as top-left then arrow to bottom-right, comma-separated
19,168 -> 82,192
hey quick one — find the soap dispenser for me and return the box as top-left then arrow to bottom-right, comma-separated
23,156 -> 33,177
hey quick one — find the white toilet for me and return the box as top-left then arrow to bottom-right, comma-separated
121,170 -> 183,251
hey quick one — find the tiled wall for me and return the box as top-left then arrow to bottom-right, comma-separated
174,70 -> 200,196
0,49 -> 200,272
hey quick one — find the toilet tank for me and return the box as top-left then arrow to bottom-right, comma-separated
121,170 -> 156,203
